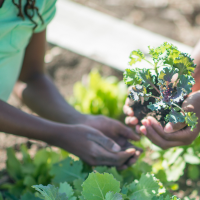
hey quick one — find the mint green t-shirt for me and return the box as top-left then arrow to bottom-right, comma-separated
0,0 -> 56,101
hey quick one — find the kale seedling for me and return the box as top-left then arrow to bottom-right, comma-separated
123,42 -> 198,131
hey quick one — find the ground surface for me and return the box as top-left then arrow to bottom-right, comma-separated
0,0 -> 200,198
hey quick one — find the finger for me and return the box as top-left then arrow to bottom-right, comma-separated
87,133 -> 121,152
123,105 -> 134,116
118,122 -> 140,141
146,116 -> 189,142
136,125 -> 141,134
116,148 -> 137,166
164,122 -> 187,133
126,150 -> 141,166
125,116 -> 138,126
95,148 -> 136,166
142,120 -> 185,149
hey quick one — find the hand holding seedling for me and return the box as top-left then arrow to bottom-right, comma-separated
124,42 -> 199,148
140,91 -> 200,149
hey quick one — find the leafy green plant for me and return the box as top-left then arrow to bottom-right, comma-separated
123,42 -> 198,130
0,146 -> 60,198
69,69 -> 127,119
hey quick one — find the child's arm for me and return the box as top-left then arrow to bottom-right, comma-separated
12,29 -> 139,168
14,30 -> 85,125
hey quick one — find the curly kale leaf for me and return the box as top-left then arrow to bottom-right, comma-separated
174,53 -> 196,75
148,42 -> 178,65
129,85 -> 150,102
165,110 -> 185,124
123,68 -> 141,85
147,101 -> 168,111
158,66 -> 178,83
177,75 -> 195,95
171,88 -> 185,103
129,50 -> 145,65
138,68 -> 156,88
185,112 -> 198,131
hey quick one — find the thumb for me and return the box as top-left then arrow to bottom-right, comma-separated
164,122 -> 187,133
87,132 -> 121,152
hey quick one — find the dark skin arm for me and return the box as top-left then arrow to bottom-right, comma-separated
13,30 -> 141,168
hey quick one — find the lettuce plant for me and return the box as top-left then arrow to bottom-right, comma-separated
123,42 -> 198,130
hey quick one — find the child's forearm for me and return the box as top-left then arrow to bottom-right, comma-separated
192,40 -> 200,92
0,99 -> 65,145
14,74 -> 86,125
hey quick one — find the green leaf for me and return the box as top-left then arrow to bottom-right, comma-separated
105,192 -> 123,200
148,42 -> 178,64
174,53 -> 196,75
59,182 -> 77,200
148,101 -> 168,111
187,165 -> 200,180
82,172 -> 120,200
50,157 -> 87,184
123,68 -> 141,85
20,144 -> 32,164
73,179 -> 84,197
151,195 -> 171,200
94,166 -> 123,183
33,149 -> 60,167
129,50 -> 145,65
185,112 -> 198,131
23,175 -> 37,188
127,173 -> 160,200
129,85 -> 150,102
138,68 -> 155,87
165,110 -> 185,124
164,157 -> 186,182
0,193 -> 3,200
177,75 -> 195,95
183,153 -> 200,164
21,192 -> 41,200
6,148 -> 22,181
32,184 -> 67,200
158,66 -> 178,82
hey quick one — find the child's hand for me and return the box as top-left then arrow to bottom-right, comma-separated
140,91 -> 200,149
55,124 -> 139,169
82,115 -> 142,169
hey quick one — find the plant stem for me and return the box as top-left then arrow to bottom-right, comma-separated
149,94 -> 162,100
144,59 -> 155,68
172,102 -> 186,115
148,81 -> 160,94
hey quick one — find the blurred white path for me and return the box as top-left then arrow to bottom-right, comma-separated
47,0 -> 193,71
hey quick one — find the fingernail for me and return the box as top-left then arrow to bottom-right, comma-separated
112,143 -> 121,152
140,126 -> 147,135
126,148 -> 136,153
141,119 -> 149,126
130,117 -> 138,125
135,151 -> 141,156
164,123 -> 173,133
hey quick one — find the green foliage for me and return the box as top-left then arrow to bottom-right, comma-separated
32,184 -> 67,200
123,42 -> 198,130
125,173 -> 160,200
82,172 -> 120,200
2,146 -> 60,198
69,69 -> 127,119
50,157 -> 87,184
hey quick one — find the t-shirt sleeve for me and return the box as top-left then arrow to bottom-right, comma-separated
33,0 -> 57,33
